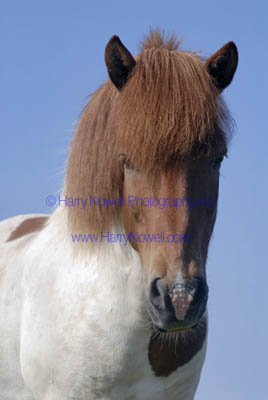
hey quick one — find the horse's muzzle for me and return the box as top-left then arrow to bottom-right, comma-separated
148,276 -> 208,332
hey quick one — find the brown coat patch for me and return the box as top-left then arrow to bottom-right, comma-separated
66,29 -> 233,235
148,318 -> 207,377
7,217 -> 48,242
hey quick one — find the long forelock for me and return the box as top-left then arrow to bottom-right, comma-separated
66,30 -> 233,234
113,32 -> 232,172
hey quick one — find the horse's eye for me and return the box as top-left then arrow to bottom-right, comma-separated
119,154 -> 135,170
124,159 -> 133,170
211,155 -> 224,171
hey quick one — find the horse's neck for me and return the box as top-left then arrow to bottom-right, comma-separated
48,204 -> 146,323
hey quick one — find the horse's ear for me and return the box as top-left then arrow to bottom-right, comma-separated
205,42 -> 238,92
105,35 -> 136,90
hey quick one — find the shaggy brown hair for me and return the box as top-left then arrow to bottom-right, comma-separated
66,30 -> 233,234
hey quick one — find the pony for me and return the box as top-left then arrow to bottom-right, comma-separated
0,29 -> 238,400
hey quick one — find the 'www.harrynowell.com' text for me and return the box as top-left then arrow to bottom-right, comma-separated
71,232 -> 190,246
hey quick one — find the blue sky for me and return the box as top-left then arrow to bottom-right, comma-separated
1,1 -> 267,399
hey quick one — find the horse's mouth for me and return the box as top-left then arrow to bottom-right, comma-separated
166,325 -> 196,333
156,322 -> 197,334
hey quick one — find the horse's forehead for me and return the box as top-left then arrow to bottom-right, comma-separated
125,162 -> 200,191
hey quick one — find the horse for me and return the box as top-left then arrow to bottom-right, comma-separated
0,29 -> 238,400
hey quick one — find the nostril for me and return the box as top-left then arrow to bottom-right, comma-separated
149,278 -> 170,309
188,277 -> 208,303
150,278 -> 161,299
185,278 -> 199,300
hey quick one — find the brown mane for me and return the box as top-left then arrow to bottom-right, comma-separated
66,30 -> 233,234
